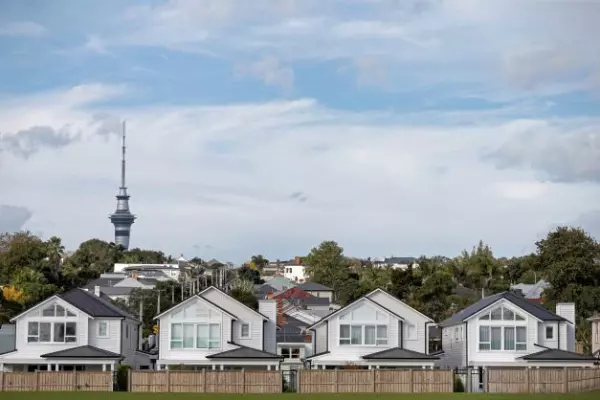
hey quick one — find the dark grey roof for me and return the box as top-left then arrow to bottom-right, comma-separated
363,348 -> 440,360
60,288 -> 132,319
41,345 -> 123,359
383,257 -> 416,264
0,324 -> 16,355
138,278 -> 158,286
440,291 -> 567,327
258,284 -> 277,295
285,296 -> 330,307
519,348 -> 596,361
99,286 -> 135,296
206,345 -> 282,359
277,316 -> 310,343
296,282 -> 332,291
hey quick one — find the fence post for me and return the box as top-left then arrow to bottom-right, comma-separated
241,369 -> 245,393
127,369 -> 132,392
35,370 -> 40,391
202,368 -> 206,393
72,370 -> 77,391
372,369 -> 375,393
0,371 -> 4,392
166,369 -> 170,392
525,368 -> 530,393
563,367 -> 568,393
297,369 -> 302,393
410,369 -> 415,393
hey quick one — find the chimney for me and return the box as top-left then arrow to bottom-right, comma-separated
258,299 -> 277,354
295,256 -> 302,265
132,271 -> 138,280
94,286 -> 101,297
556,303 -> 576,352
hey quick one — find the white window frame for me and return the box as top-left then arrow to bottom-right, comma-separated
405,323 -> 417,341
240,323 -> 251,339
97,321 -> 109,338
28,321 -> 77,344
545,325 -> 554,340
339,323 -> 388,346
478,324 -> 527,352
281,347 -> 301,359
169,322 -> 221,349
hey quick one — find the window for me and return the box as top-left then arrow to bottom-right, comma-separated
170,323 -> 220,349
545,326 -> 554,340
479,306 -> 525,321
27,322 -> 76,343
282,347 -> 301,359
240,323 -> 250,339
479,325 -> 527,351
98,322 -> 108,338
339,324 -> 388,346
40,304 -> 76,317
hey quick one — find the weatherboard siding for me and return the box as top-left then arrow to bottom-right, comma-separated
88,318 -> 121,354
314,323 -> 327,354
439,323 -> 466,368
201,289 -> 265,350
367,290 -> 430,352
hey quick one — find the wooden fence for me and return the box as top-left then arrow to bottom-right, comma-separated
487,367 -> 600,393
129,370 -> 282,393
298,369 -> 453,393
0,371 -> 113,392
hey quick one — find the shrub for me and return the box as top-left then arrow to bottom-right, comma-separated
453,375 -> 465,392
115,364 -> 131,391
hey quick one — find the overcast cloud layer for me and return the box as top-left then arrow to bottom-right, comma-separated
1,0 -> 599,262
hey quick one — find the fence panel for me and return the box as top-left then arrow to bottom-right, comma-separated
299,369 -> 453,393
129,370 -> 282,393
487,368 -> 600,394
0,371 -> 112,392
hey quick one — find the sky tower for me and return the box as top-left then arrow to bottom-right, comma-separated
109,120 -> 136,249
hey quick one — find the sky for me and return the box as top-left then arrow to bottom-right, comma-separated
1,0 -> 600,263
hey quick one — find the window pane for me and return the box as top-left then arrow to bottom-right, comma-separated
365,325 -> 376,345
491,308 -> 502,320
196,324 -> 208,348
377,325 -> 387,339
479,313 -> 490,320
42,306 -> 55,317
99,322 -> 107,336
350,325 -> 362,344
171,340 -> 182,349
546,326 -> 553,339
516,343 -> 527,351
183,324 -> 194,348
491,327 -> 502,350
515,314 -> 525,321
28,322 -> 38,336
54,323 -> 65,342
67,310 -> 76,317
502,308 -> 514,320
66,322 -> 77,336
171,324 -> 182,340
504,327 -> 515,350
479,326 -> 490,342
291,348 -> 300,358
241,324 -> 250,337
479,343 -> 491,350
282,348 -> 290,357
40,323 -> 51,342
56,305 -> 65,317
210,324 -> 220,341
340,325 -> 350,338
516,326 -> 527,342
340,339 -> 350,345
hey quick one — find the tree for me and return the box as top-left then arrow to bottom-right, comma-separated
537,226 -> 600,353
248,255 -> 269,271
238,265 -> 263,284
121,248 -> 168,264
304,241 -> 353,303
230,279 -> 258,310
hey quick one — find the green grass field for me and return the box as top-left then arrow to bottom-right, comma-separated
0,393 -> 599,400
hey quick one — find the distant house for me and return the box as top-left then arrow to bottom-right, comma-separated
269,287 -> 330,313
510,280 -> 550,304
372,257 -> 417,271
296,282 -> 334,302
262,276 -> 294,292
0,288 -> 150,372
277,315 -> 313,371
439,291 -> 595,391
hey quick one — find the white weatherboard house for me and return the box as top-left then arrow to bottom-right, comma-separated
305,288 -> 439,369
0,288 -> 148,372
439,291 -> 596,389
155,286 -> 282,370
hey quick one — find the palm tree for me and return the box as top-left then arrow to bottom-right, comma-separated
250,255 -> 269,271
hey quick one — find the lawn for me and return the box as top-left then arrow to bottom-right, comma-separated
0,393 -> 599,400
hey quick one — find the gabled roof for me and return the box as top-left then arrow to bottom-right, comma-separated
587,313 -> 600,321
199,286 -> 267,320
440,291 -> 567,328
206,345 -> 282,359
296,282 -> 332,291
154,292 -> 238,320
366,288 -> 434,323
306,295 -> 404,330
60,288 -> 132,319
518,348 -> 596,361
41,345 -> 123,359
363,348 -> 440,360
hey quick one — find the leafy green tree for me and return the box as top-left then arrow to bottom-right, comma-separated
121,248 -> 168,264
230,279 -> 258,310
304,241 -> 354,303
249,254 -> 269,271
238,265 -> 263,284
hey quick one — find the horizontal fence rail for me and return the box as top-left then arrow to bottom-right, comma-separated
486,367 -> 600,393
129,370 -> 282,393
298,369 -> 454,393
0,371 -> 113,392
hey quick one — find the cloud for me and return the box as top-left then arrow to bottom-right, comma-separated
235,57 -> 294,92
0,21 -> 47,37
1,83 -> 599,262
91,113 -> 122,137
0,205 -> 33,233
0,126 -> 80,159
573,210 -> 600,239
484,120 -> 600,183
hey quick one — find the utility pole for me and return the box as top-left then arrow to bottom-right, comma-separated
157,290 -> 161,315
138,298 -> 143,350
